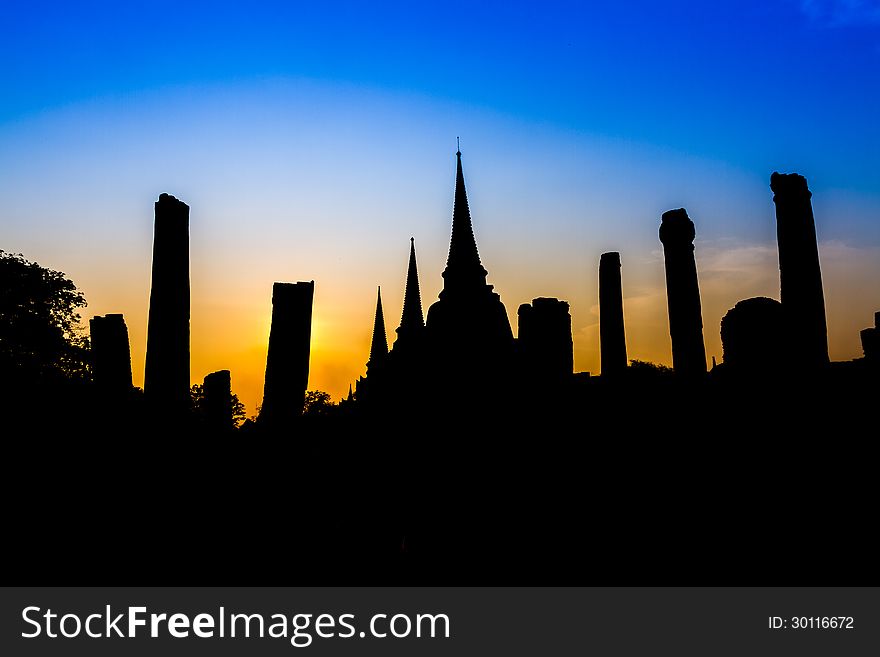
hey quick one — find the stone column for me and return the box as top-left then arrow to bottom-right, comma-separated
144,193 -> 190,409
203,369 -> 233,432
90,313 -> 133,393
771,172 -> 829,367
517,297 -> 573,385
260,281 -> 314,427
659,209 -> 707,376
599,252 -> 627,378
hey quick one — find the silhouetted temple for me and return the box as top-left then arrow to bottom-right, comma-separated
771,172 -> 829,368
424,150 -> 515,389
144,193 -> 190,410
659,208 -> 707,377
260,281 -> 314,427
599,251 -> 627,378
202,369 -> 233,432
89,313 -> 133,393
351,150 -> 531,408
517,298 -> 573,386
357,239 -> 429,407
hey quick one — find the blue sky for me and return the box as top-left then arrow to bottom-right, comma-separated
1,0 -> 878,409
3,1 -> 879,188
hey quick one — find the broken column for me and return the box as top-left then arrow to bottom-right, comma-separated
89,313 -> 133,393
144,193 -> 191,410
518,297 -> 573,385
771,172 -> 829,368
202,369 -> 233,432
259,281 -> 314,427
720,297 -> 785,373
659,209 -> 707,377
599,252 -> 627,378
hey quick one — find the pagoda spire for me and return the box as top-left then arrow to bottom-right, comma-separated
442,147 -> 488,294
367,286 -> 388,373
397,237 -> 424,339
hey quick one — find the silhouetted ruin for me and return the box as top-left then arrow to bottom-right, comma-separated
771,172 -> 829,368
89,313 -> 133,393
202,369 -> 233,432
518,297 -> 573,386
720,297 -> 785,373
599,251 -> 627,378
7,148 -> 879,586
259,280 -> 314,427
862,311 -> 879,362
144,193 -> 190,411
659,208 -> 707,377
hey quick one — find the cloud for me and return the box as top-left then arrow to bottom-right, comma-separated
799,0 -> 880,26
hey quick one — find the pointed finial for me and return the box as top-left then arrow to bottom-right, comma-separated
443,139 -> 486,284
456,136 -> 460,155
398,236 -> 425,337
367,285 -> 389,373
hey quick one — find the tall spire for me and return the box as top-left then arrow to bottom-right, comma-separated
442,147 -> 488,293
367,286 -> 388,373
397,237 -> 424,339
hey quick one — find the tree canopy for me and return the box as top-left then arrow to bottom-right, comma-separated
303,390 -> 335,417
0,250 -> 90,385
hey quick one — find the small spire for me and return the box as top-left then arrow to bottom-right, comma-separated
367,286 -> 388,374
397,237 -> 425,340
456,136 -> 460,155
347,384 -> 354,401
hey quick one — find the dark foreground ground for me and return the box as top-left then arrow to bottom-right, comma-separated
4,365 -> 877,585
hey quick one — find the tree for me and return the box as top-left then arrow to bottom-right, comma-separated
628,359 -> 674,380
190,383 -> 248,429
303,390 -> 335,417
0,250 -> 90,385
231,395 -> 247,428
190,383 -> 205,409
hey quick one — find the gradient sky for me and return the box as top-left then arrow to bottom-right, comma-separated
2,0 -> 878,415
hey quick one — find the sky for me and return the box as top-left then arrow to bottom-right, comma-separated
1,0 -> 878,415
